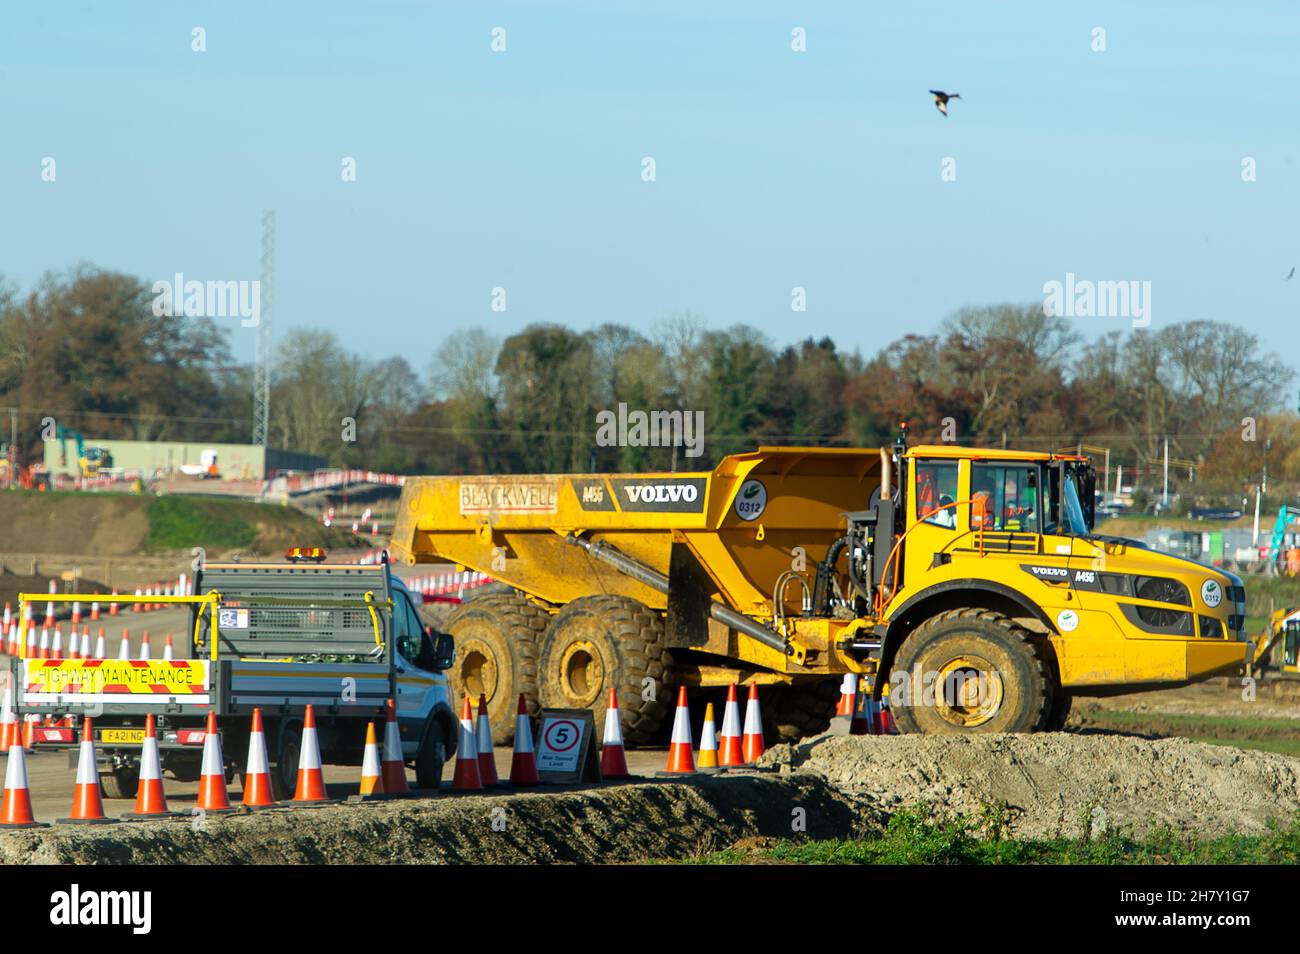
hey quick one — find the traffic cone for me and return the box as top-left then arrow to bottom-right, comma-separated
451,697 -> 483,791
509,694 -> 540,785
94,627 -> 106,660
475,693 -> 499,786
133,588 -> 142,613
837,673 -> 857,716
122,714 -> 174,818
380,698 -> 409,794
90,601 -> 100,622
878,696 -> 897,735
0,741 -> 42,828
742,683 -> 765,763
851,689 -> 873,735
242,709 -> 275,808
163,634 -> 174,661
359,722 -> 384,797
117,630 -> 130,660
698,702 -> 719,769
50,625 -> 63,660
718,684 -> 744,766
138,632 -> 151,661
109,587 -> 120,616
292,705 -> 332,803
599,688 -> 630,779
58,717 -> 114,824
0,686 -> 19,751
663,686 -> 695,774
37,626 -> 49,659
196,710 -> 235,812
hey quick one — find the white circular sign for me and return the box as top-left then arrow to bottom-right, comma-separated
1056,609 -> 1079,633
734,479 -> 767,521
1201,579 -> 1223,608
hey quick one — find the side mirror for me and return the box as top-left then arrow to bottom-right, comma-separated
430,629 -> 455,671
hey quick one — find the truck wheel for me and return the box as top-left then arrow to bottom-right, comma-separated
763,680 -> 841,744
444,594 -> 549,745
536,595 -> 671,747
100,765 -> 139,800
415,720 -> 448,791
270,721 -> 302,801
890,608 -> 1050,735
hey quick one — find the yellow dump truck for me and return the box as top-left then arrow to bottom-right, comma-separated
390,432 -> 1249,744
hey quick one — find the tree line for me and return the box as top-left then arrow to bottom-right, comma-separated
1,267 -> 1295,499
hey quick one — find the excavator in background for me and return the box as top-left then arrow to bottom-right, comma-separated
54,426 -> 114,478
1250,606 -> 1300,677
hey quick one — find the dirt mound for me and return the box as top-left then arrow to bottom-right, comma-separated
762,732 -> 1300,839
0,775 -> 869,865
0,493 -> 149,555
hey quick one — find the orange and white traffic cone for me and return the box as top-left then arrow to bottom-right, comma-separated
451,697 -> 483,791
50,625 -> 63,660
196,710 -> 235,812
122,714 -> 175,819
718,684 -> 744,766
238,708 -> 275,808
663,686 -> 695,774
837,673 -> 857,716
163,634 -> 174,661
877,696 -> 897,735
742,683 -> 765,763
851,689 -> 874,735
37,626 -> 49,659
292,705 -> 332,803
94,627 -> 106,660
359,721 -> 384,797
698,702 -> 719,769
475,694 -> 499,786
599,688 -> 630,779
381,698 -> 409,794
58,717 -> 114,824
509,694 -> 540,785
109,587 -> 120,616
0,687 -> 19,751
1,740 -> 43,828
117,629 -> 130,660
138,632 -> 151,661
78,626 -> 90,660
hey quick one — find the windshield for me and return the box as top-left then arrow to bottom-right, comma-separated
1062,471 -> 1089,535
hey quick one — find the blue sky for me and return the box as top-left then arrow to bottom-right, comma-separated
2,1 -> 1297,368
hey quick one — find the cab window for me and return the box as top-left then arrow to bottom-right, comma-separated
971,463 -> 1039,533
916,461 -> 959,529
393,593 -> 425,663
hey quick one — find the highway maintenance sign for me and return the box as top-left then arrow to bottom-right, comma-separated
534,708 -> 601,783
21,659 -> 211,706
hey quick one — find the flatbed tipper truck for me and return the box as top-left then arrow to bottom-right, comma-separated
12,552 -> 457,799
389,429 -> 1249,744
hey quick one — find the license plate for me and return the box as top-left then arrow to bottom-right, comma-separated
101,729 -> 145,744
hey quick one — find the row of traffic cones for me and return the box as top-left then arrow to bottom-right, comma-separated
4,623 -> 174,660
836,673 -> 897,735
663,684 -> 766,774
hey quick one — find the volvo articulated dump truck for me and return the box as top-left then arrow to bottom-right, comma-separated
389,431 -> 1248,745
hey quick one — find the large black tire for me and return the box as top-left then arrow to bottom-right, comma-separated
100,765 -> 139,800
762,680 -> 841,744
890,608 -> 1050,735
444,594 -> 549,745
536,595 -> 671,747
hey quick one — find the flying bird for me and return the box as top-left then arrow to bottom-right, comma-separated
1286,267 -> 1295,280
930,90 -> 960,116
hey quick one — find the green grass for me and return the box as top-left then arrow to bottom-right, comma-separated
144,495 -> 354,554
696,806 -> 1300,865
1079,708 -> 1300,757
